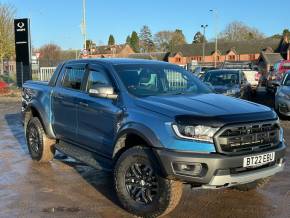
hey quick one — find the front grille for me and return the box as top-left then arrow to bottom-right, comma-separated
214,121 -> 280,155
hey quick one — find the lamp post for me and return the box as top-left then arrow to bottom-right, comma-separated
82,0 -> 87,50
210,9 -> 218,67
201,24 -> 208,62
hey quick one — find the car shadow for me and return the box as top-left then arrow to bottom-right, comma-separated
5,113 -> 28,153
4,112 -> 121,210
57,156 -> 121,208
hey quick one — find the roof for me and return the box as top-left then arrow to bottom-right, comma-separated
92,44 -> 130,55
172,38 -> 282,56
128,52 -> 170,61
206,69 -> 241,73
65,58 -> 171,65
259,52 -> 283,65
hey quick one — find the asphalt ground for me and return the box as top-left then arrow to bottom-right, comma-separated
0,89 -> 289,218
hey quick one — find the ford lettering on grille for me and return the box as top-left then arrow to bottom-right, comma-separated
214,121 -> 280,154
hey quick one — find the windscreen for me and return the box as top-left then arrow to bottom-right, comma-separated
282,74 -> 290,86
114,64 -> 212,97
204,71 -> 239,86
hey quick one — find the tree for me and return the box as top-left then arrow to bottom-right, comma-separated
139,25 -> 155,52
218,21 -> 264,41
0,3 -> 15,74
108,34 -> 115,46
154,31 -> 175,52
168,29 -> 186,51
192,31 -> 207,43
38,44 -> 61,67
129,31 -> 140,52
126,35 -> 131,44
283,29 -> 290,37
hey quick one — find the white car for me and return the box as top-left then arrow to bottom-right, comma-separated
242,70 -> 260,92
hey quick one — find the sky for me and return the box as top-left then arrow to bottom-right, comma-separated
5,0 -> 290,50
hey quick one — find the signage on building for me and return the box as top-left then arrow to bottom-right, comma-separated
14,18 -> 32,87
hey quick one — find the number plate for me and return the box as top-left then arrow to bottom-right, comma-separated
243,152 -> 275,168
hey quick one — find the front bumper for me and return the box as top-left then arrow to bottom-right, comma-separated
204,160 -> 284,188
155,142 -> 286,188
276,96 -> 290,116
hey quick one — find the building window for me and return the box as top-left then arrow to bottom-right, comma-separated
228,55 -> 235,61
249,54 -> 255,60
175,57 -> 181,62
217,56 -> 220,61
196,56 -> 202,61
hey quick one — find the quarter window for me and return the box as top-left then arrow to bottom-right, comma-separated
62,66 -> 85,90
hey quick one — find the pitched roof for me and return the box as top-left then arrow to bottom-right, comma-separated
172,38 -> 281,56
92,44 -> 130,55
259,52 -> 283,65
128,52 -> 170,61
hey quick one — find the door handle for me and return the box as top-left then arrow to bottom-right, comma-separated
54,94 -> 64,100
79,102 -> 88,107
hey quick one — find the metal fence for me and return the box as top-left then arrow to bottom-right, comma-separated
37,67 -> 56,81
165,69 -> 188,91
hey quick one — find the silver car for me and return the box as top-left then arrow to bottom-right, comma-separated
275,71 -> 290,117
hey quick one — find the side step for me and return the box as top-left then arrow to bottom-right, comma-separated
55,141 -> 113,171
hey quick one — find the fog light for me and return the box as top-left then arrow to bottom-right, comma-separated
172,162 -> 203,176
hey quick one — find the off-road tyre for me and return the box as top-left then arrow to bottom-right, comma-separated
232,177 -> 271,191
114,146 -> 183,218
26,117 -> 55,162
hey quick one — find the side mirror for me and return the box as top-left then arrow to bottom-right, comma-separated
89,85 -> 118,100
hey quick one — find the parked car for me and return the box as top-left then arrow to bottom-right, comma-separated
0,80 -> 9,94
277,60 -> 290,74
22,59 -> 286,218
241,69 -> 261,93
259,73 -> 267,87
193,66 -> 216,79
267,60 -> 290,93
266,70 -> 283,93
275,70 -> 290,117
203,69 -> 252,99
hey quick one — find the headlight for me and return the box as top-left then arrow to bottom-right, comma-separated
172,124 -> 219,142
278,91 -> 290,100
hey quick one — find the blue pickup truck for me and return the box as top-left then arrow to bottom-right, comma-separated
22,59 -> 286,217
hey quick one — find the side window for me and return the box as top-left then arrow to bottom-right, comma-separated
87,69 -> 111,91
62,66 -> 85,90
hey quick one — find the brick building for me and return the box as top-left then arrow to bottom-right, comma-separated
168,37 -> 289,67
84,44 -> 134,58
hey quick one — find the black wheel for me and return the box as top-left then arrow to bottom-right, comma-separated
114,146 -> 182,218
26,117 -> 55,162
232,177 -> 270,191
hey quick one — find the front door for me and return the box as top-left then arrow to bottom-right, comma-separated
76,64 -> 122,156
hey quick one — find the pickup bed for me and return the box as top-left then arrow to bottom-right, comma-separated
22,59 -> 286,218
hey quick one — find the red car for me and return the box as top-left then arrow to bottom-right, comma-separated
276,60 -> 290,74
0,81 -> 9,93
266,60 -> 290,93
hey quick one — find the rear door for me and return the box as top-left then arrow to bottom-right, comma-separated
52,63 -> 86,143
